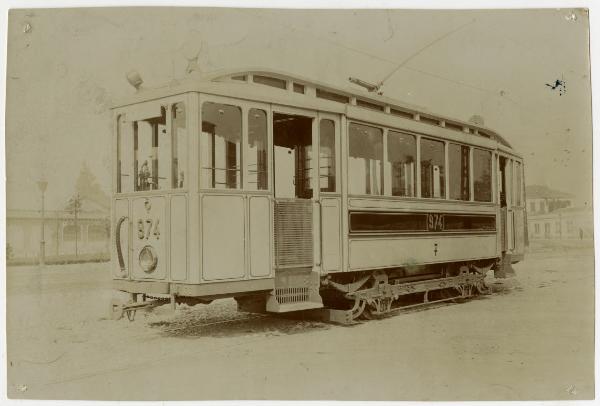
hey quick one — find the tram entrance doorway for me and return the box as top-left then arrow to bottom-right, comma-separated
271,111 -> 315,270
269,111 -> 322,310
273,113 -> 314,199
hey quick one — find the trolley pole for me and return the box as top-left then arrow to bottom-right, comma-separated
37,180 -> 48,266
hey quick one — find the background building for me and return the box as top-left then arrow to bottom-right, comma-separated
7,198 -> 110,265
526,185 -> 592,240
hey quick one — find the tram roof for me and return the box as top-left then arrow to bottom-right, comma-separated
113,67 -> 514,150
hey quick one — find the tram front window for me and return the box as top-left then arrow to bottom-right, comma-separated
117,114 -> 134,193
248,108 -> 268,190
117,103 -> 186,193
201,102 -> 243,189
319,119 -> 336,193
172,103 -> 187,189
134,107 -> 168,191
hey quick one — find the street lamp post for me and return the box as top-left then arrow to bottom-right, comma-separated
37,180 -> 48,266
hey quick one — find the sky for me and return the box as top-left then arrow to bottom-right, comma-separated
5,7 -> 593,210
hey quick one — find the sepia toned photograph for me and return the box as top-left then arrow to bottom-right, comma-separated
4,5 -> 595,401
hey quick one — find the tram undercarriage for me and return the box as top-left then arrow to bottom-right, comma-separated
313,262 -> 493,323
111,256 -> 502,323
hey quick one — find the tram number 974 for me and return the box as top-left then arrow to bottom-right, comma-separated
427,213 -> 444,232
137,218 -> 160,240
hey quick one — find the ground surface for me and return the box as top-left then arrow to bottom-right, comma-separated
6,242 -> 595,400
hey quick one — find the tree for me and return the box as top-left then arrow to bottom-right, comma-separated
75,162 -> 110,210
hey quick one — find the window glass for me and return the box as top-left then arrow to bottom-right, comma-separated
253,75 -> 287,89
319,119 -> 336,192
247,108 -> 268,190
117,115 -> 134,193
515,161 -> 522,206
387,131 -> 416,197
473,148 -> 492,202
349,123 -> 383,195
505,159 -> 513,205
420,138 -> 445,199
134,107 -> 168,191
172,103 -> 186,188
201,102 -> 242,189
448,143 -> 470,200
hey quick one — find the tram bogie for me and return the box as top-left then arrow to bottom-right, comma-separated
110,69 -> 526,322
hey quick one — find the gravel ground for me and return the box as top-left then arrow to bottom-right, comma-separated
6,243 -> 595,400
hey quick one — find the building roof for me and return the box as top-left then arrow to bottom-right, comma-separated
553,206 -> 593,214
526,185 -> 574,199
7,209 -> 108,221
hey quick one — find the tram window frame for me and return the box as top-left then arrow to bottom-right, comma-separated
247,108 -> 269,191
200,102 -> 243,190
448,143 -> 470,201
515,160 -> 523,207
133,106 -> 169,192
420,137 -> 446,199
116,114 -> 134,193
116,101 -> 188,194
319,119 -> 337,193
171,102 -> 187,189
473,148 -> 493,202
386,130 -> 416,197
348,122 -> 384,196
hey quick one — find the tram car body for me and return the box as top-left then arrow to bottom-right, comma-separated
111,69 -> 527,321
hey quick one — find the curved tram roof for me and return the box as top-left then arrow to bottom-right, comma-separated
113,67 -> 515,151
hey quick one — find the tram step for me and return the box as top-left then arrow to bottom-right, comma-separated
266,300 -> 323,313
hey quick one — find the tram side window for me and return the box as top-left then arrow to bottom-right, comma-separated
201,102 -> 242,189
473,149 -> 492,202
134,107 -> 168,191
420,138 -> 445,199
172,103 -> 186,189
386,131 -> 416,197
515,161 -> 523,206
117,115 -> 134,193
349,123 -> 383,195
448,143 -> 470,201
247,108 -> 268,190
320,119 -> 336,192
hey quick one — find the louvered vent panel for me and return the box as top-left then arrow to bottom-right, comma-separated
275,287 -> 310,304
274,199 -> 313,268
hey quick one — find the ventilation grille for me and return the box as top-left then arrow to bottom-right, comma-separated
274,199 -> 313,268
275,287 -> 310,304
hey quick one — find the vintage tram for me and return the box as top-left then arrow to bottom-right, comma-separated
110,68 -> 527,322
